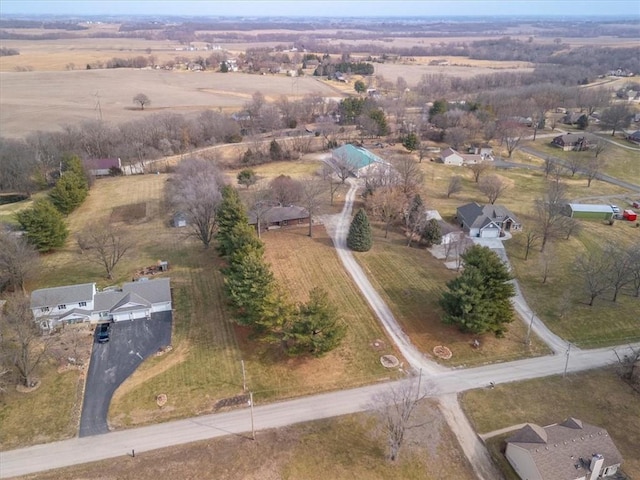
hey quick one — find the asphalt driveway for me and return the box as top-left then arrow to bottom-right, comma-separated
79,312 -> 172,437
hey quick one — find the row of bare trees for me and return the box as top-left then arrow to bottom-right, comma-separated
575,243 -> 640,306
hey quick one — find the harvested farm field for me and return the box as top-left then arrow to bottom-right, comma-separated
0,69 -> 342,138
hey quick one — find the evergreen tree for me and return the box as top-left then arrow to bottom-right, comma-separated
402,132 -> 419,152
49,172 -> 88,215
420,218 -> 442,247
49,155 -> 89,215
216,185 -> 249,257
284,288 -> 346,357
440,245 -> 515,337
15,199 -> 69,252
576,114 -> 589,130
405,194 -> 424,247
269,139 -> 284,161
224,246 -> 275,327
347,208 -> 373,252
368,108 -> 389,136
237,168 -> 257,188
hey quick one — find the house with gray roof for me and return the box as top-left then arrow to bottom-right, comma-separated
505,418 -> 623,480
248,205 -> 309,233
456,202 -> 521,238
551,132 -> 597,151
31,278 -> 171,330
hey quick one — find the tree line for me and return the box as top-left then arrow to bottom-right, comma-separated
216,184 -> 346,357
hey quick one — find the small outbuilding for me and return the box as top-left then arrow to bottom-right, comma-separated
623,209 -> 637,221
172,212 -> 188,228
562,204 -> 614,221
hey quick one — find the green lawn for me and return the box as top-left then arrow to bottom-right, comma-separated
506,221 -> 640,347
354,224 -> 550,367
520,138 -> 640,185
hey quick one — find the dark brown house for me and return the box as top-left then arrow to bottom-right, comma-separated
248,205 -> 309,233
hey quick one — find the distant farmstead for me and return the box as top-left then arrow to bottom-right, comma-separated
551,133 -> 597,151
84,158 -> 122,177
331,144 -> 391,178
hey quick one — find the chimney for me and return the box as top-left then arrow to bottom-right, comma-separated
589,453 -> 604,480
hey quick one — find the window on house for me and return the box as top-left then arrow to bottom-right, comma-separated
57,304 -> 66,310
79,301 -> 87,307
40,306 -> 50,313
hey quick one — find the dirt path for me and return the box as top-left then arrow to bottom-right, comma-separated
438,394 -> 505,480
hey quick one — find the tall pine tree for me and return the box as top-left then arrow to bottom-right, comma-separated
15,199 -> 69,252
216,185 -> 249,257
347,208 -> 373,252
440,245 -> 515,337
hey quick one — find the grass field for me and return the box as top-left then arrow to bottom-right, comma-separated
10,400 -> 476,480
461,368 -> 640,478
353,224 -> 551,367
1,170 -> 410,446
521,137 -> 640,185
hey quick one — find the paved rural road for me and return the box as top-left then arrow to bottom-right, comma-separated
2,340 -> 637,479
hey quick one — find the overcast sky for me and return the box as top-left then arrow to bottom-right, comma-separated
1,0 -> 639,17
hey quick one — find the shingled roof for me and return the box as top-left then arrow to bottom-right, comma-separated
506,418 -> 623,480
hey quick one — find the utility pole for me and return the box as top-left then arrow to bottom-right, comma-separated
249,391 -> 255,440
563,343 -> 572,378
241,360 -> 246,392
525,312 -> 534,346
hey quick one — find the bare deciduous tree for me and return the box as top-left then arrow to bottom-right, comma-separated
0,231 -> 40,293
391,155 -> 424,198
627,244 -> 640,298
446,175 -> 463,198
246,188 -> 273,239
468,162 -> 492,183
374,378 -> 429,462
535,181 -> 568,252
330,149 -> 355,184
564,153 -> 582,177
77,223 -> 133,280
300,178 -> 325,238
168,157 -> 223,248
498,120 -> 528,158
521,230 -> 540,261
321,164 -> 342,207
269,175 -> 303,206
604,245 -> 632,302
2,294 -> 51,388
575,247 -> 611,306
478,174 -> 510,205
133,93 -> 151,111
367,186 -> 404,238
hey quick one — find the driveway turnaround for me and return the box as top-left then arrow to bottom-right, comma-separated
79,312 -> 172,437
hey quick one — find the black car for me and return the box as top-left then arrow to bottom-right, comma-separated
96,323 -> 111,343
